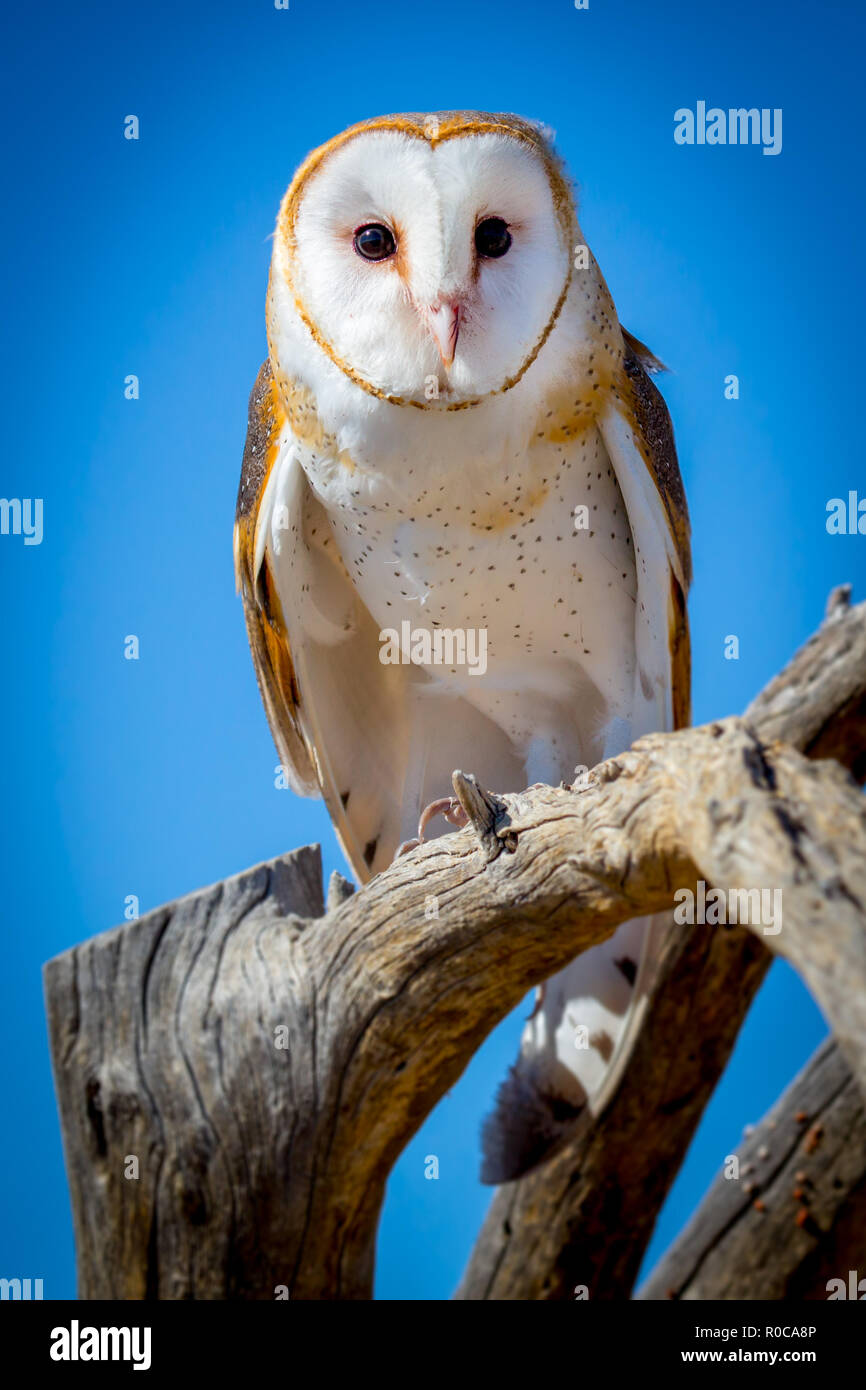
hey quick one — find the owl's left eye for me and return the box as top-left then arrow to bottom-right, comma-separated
475,217 -> 512,259
353,223 -> 397,261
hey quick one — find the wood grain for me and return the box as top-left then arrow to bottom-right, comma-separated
44,591 -> 866,1299
639,1038 -> 866,1301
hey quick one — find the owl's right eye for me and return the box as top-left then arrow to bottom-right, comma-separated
353,224 -> 397,261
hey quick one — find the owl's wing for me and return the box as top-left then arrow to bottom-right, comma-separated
236,360 -> 523,881
604,327 -> 691,732
234,361 -> 319,796
480,333 -> 691,1183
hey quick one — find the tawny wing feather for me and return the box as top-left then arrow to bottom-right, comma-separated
234,361 -> 318,796
618,330 -> 691,730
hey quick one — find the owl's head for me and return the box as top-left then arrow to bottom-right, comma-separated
268,113 -> 578,408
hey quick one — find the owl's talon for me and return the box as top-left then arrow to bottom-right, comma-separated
417,796 -> 470,841
394,796 -> 469,863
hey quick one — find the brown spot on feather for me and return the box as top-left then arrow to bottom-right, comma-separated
615,956 -> 637,986
589,1030 -> 614,1062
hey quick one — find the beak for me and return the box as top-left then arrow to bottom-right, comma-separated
424,300 -> 461,369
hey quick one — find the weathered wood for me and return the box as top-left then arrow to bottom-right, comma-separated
639,1038 -> 866,1301
456,917 -> 772,1301
45,592 -> 866,1300
750,585 -> 866,783
457,592 -> 866,1300
45,848 -> 326,1299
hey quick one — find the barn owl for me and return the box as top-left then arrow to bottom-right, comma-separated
234,112 -> 691,1183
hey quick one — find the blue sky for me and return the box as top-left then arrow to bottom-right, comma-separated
1,0 -> 863,1299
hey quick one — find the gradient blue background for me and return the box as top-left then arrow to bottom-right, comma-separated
2,0 -> 863,1300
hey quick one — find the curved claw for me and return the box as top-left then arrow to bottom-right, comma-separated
417,796 -> 470,841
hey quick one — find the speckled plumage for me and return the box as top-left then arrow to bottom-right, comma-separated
235,112 -> 691,1182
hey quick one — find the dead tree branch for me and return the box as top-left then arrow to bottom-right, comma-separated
638,1038 -> 866,1301
44,590 -> 866,1299
457,588 -> 866,1300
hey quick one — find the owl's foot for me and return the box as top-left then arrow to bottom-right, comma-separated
418,796 -> 470,839
392,797 -> 470,866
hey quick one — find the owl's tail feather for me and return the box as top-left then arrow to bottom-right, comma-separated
480,913 -> 671,1185
480,1067 -> 584,1185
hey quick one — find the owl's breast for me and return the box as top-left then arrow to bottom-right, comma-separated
305,418 -> 638,726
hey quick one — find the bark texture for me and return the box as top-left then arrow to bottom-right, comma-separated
44,589 -> 866,1300
457,588 -> 866,1300
639,1038 -> 866,1301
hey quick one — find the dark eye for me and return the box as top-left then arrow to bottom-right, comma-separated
353,223 -> 397,261
475,216 -> 512,259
